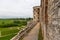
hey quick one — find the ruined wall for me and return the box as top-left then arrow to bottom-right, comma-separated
33,6 -> 40,22
40,0 -> 48,40
40,0 -> 60,40
46,0 -> 60,40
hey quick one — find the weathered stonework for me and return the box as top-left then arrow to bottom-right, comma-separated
40,0 -> 60,40
46,0 -> 60,40
33,0 -> 60,40
33,6 -> 40,22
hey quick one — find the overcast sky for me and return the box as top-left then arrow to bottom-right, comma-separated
0,0 -> 40,18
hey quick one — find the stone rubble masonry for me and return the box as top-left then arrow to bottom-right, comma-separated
46,0 -> 60,40
33,0 -> 60,40
33,6 -> 40,22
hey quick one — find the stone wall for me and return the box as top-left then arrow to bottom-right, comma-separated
11,21 -> 37,40
40,0 -> 48,40
46,0 -> 60,40
33,6 -> 40,22
40,0 -> 60,40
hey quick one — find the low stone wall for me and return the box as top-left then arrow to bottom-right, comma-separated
10,21 -> 37,40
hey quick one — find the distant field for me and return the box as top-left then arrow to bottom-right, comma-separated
0,19 -> 27,28
0,19 -> 29,40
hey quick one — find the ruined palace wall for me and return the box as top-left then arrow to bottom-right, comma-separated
46,0 -> 60,40
33,6 -> 40,22
40,0 -> 47,40
40,0 -> 60,40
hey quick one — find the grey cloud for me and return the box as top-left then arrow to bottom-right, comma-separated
0,0 -> 40,18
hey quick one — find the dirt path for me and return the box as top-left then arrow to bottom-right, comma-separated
22,22 -> 40,40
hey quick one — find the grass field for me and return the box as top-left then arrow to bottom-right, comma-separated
0,33 -> 16,40
0,27 -> 25,40
0,19 -> 29,40
0,19 -> 27,28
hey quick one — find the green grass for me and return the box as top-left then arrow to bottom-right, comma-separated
0,19 -> 27,28
0,19 -> 28,40
0,27 -> 19,36
0,33 -> 16,40
0,27 -> 26,40
38,27 -> 43,40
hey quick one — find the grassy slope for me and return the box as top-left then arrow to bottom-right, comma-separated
0,19 -> 28,40
0,33 -> 16,40
0,27 -> 19,36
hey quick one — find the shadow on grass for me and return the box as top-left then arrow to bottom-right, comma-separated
38,26 -> 43,40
